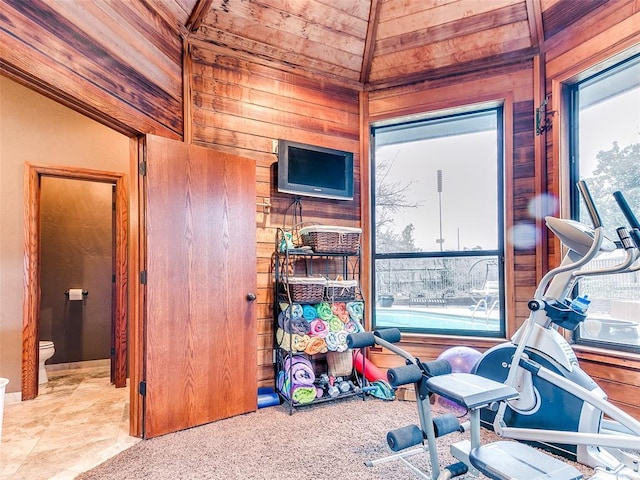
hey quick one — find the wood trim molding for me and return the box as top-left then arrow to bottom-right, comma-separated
21,164 -> 129,400
525,0 -> 544,51
360,0 -> 381,84
22,166 -> 41,399
359,90 -> 372,330
533,54 -> 549,283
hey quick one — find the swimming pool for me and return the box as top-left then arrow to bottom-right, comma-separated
375,307 -> 501,332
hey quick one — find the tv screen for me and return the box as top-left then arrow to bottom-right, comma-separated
277,140 -> 354,200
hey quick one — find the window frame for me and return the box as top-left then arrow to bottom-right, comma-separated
370,106 -> 506,337
566,52 -> 640,353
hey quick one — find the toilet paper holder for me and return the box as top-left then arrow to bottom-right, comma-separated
64,289 -> 88,297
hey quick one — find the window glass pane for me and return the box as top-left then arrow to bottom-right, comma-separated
374,256 -> 503,336
375,111 -> 499,254
372,108 -> 504,336
573,54 -> 640,350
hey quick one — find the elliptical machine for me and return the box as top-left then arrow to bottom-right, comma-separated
473,180 -> 640,478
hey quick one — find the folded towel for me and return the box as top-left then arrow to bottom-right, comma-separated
309,319 -> 329,338
283,353 -> 312,372
290,362 -> 315,385
331,302 -> 350,323
335,331 -> 348,352
276,329 -> 309,352
326,330 -> 349,352
344,320 -> 360,334
280,302 -> 303,320
315,302 -> 333,321
276,370 -> 317,404
325,331 -> 339,351
328,316 -> 343,332
304,337 -> 327,355
302,304 -> 318,321
277,370 -> 318,405
292,386 -> 317,404
278,312 -> 310,335
346,301 -> 364,320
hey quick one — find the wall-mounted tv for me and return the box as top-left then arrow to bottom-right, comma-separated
277,139 -> 354,200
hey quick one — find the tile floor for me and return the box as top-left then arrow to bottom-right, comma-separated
0,365 -> 139,480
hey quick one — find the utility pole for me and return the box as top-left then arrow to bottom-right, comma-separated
436,169 -> 444,251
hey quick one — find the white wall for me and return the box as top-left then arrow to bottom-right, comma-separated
0,76 -> 129,394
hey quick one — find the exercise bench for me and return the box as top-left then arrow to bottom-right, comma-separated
427,372 -> 584,480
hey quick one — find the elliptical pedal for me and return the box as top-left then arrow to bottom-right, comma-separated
470,441 -> 583,480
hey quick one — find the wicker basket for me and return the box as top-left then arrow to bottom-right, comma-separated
299,225 -> 362,254
325,280 -> 358,302
326,350 -> 353,377
286,276 -> 326,304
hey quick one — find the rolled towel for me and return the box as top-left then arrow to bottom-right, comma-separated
290,317 -> 311,336
283,353 -> 312,372
276,328 -> 293,351
294,334 -> 311,352
335,331 -> 349,352
290,361 -> 315,385
315,302 -> 333,321
309,319 -> 329,338
281,302 -> 303,320
325,331 -> 339,351
276,329 -> 309,352
346,301 -> 364,320
331,303 -> 350,323
344,320 -> 359,334
305,337 -> 327,355
277,372 -> 316,404
302,304 -> 318,321
291,385 -> 317,404
328,316 -> 344,332
278,312 -> 308,335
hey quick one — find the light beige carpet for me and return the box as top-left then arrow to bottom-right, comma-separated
76,396 -> 593,480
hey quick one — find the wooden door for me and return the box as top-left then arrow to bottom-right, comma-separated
142,135 -> 257,438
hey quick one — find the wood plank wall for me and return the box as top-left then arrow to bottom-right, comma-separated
0,0 -> 184,139
187,42 -> 362,387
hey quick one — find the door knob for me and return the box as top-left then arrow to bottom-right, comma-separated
246,293 -> 257,301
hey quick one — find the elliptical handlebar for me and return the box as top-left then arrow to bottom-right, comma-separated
613,190 -> 640,248
577,180 -> 602,228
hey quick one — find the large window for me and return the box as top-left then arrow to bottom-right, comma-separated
568,53 -> 640,352
371,108 -> 505,336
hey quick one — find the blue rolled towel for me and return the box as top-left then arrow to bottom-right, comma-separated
346,301 -> 364,320
302,304 -> 318,321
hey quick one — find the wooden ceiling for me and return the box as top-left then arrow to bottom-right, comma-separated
163,0 -> 608,89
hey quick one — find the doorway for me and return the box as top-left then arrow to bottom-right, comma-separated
22,164 -> 128,400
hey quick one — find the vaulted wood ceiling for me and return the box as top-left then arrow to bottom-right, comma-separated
162,0 -> 608,89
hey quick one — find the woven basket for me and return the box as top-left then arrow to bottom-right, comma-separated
286,276 -> 326,304
326,350 -> 353,377
299,226 -> 361,254
325,280 -> 358,302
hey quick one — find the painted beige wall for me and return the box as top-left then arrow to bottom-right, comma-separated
0,76 -> 129,394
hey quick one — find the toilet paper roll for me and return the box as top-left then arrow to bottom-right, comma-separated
68,289 -> 84,301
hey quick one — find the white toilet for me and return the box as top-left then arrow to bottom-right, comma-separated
39,341 -> 55,384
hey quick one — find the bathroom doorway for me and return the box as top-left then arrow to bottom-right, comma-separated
40,177 -> 114,374
22,164 -> 128,400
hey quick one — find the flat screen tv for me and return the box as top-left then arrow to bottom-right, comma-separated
277,139 -> 354,200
